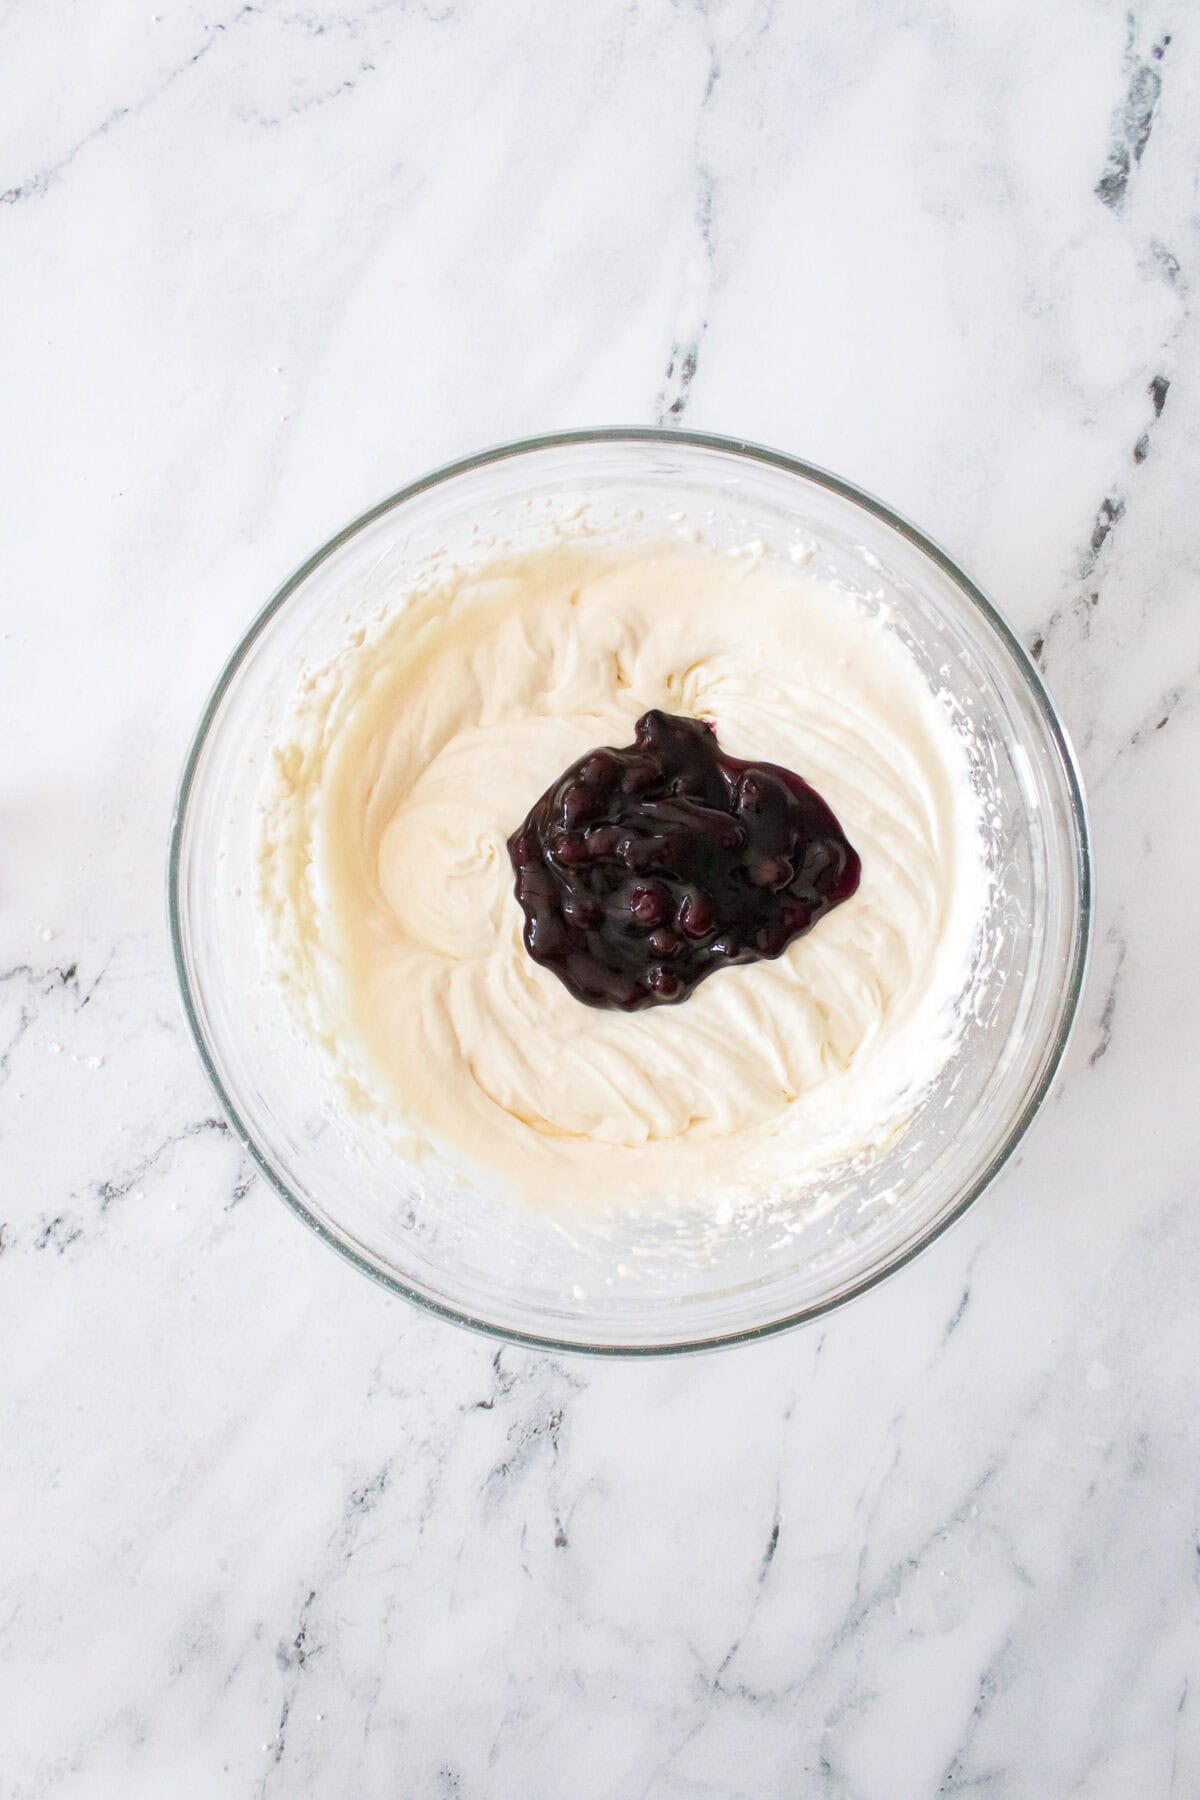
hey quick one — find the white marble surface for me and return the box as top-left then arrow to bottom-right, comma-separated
2,2 -> 1198,1793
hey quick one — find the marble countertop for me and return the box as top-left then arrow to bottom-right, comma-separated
3,2 -> 1198,1794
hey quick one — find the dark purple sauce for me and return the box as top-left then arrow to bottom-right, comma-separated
507,710 -> 861,1011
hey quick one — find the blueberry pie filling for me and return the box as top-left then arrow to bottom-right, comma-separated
509,710 -> 861,1010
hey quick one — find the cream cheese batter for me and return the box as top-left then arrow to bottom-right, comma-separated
257,536 -> 985,1209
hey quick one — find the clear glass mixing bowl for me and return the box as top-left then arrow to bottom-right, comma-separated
169,430 -> 1091,1353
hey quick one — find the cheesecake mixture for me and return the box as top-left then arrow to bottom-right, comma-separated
257,536 -> 986,1209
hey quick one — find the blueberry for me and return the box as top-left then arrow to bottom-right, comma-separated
629,884 -> 669,927
551,832 -> 589,866
582,825 -> 620,860
677,892 -> 714,938
579,752 -> 619,789
562,785 -> 600,827
748,856 -> 793,890
621,758 -> 660,794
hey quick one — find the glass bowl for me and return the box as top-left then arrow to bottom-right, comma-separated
169,430 -> 1091,1354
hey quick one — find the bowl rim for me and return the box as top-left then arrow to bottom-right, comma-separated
168,426 -> 1094,1356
